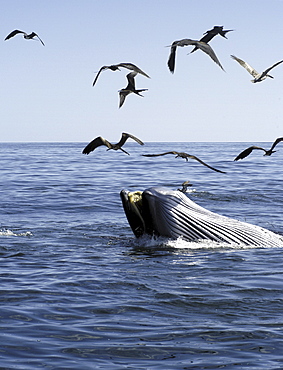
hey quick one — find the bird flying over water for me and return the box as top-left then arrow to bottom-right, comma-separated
234,137 -> 283,161
119,72 -> 148,108
190,26 -> 233,54
82,132 -> 144,155
92,63 -> 150,86
142,151 -> 226,173
4,30 -> 45,46
167,38 -> 224,73
231,55 -> 283,83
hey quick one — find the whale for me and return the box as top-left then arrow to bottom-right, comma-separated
120,187 -> 283,247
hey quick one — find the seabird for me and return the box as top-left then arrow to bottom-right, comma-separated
234,137 -> 283,161
92,63 -> 150,86
167,38 -> 224,73
178,180 -> 193,193
119,72 -> 148,108
190,26 -> 233,54
4,30 -> 45,46
231,55 -> 283,83
82,132 -> 144,155
142,151 -> 226,173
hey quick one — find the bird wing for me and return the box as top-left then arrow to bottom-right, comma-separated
118,90 -> 129,108
194,41 -> 224,70
4,30 -> 25,40
142,151 -> 177,157
231,55 -> 259,77
82,136 -> 111,154
118,133 -> 144,147
186,154 -> 226,173
167,43 -> 178,73
234,146 -> 266,161
269,137 -> 283,151
31,32 -> 45,46
92,66 -> 107,86
117,63 -> 150,78
262,60 -> 283,77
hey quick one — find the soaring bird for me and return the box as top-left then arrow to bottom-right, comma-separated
92,63 -> 150,86
4,30 -> 45,46
190,25 -> 233,54
82,132 -> 144,155
231,55 -> 283,83
167,38 -> 224,73
142,151 -> 226,173
119,72 -> 148,108
234,137 -> 283,161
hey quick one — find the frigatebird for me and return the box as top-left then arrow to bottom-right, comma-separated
82,132 -> 144,155
142,151 -> 226,173
119,72 -> 148,108
5,30 -> 45,45
234,137 -> 283,160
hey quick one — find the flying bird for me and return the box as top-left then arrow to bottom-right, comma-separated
119,72 -> 148,108
190,25 -> 233,54
231,55 -> 283,83
82,132 -> 144,155
142,151 -> 226,173
4,30 -> 45,46
234,137 -> 283,161
92,63 -> 150,86
167,38 -> 224,73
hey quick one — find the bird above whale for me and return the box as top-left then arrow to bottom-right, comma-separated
4,30 -> 45,45
82,132 -> 144,155
92,63 -> 150,86
142,151 -> 226,173
231,55 -> 283,83
234,137 -> 283,160
118,72 -> 148,108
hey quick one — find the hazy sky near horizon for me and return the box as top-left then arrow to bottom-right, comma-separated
2,0 -> 283,143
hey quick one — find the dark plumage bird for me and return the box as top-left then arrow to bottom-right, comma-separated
4,30 -> 45,45
119,72 -> 148,108
167,38 -> 224,73
142,151 -> 226,173
231,55 -> 283,83
92,63 -> 150,86
178,180 -> 193,193
82,132 -> 144,155
234,137 -> 283,161
190,26 -> 233,54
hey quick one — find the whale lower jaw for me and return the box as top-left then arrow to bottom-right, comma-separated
120,187 -> 283,248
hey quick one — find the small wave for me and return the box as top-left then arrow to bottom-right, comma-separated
0,229 -> 33,237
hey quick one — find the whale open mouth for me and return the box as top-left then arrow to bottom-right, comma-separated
120,187 -> 283,247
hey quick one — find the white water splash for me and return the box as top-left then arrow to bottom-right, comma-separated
0,229 -> 33,237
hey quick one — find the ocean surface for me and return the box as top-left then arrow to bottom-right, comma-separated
1,141 -> 283,370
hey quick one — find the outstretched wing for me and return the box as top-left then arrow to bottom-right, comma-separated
31,32 -> 45,46
186,154 -> 226,173
262,60 -> 283,77
167,43 -> 178,73
4,29 -> 25,40
82,136 -> 111,155
234,146 -> 266,161
269,137 -> 283,151
125,71 -> 137,90
92,66 -> 107,86
142,151 -> 178,157
117,63 -> 150,78
117,133 -> 144,147
231,55 -> 259,78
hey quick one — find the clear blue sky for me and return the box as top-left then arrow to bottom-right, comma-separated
2,0 -> 283,142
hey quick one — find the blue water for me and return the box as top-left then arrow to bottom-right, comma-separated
1,142 -> 283,369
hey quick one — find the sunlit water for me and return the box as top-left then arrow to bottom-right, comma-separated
1,142 -> 283,369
